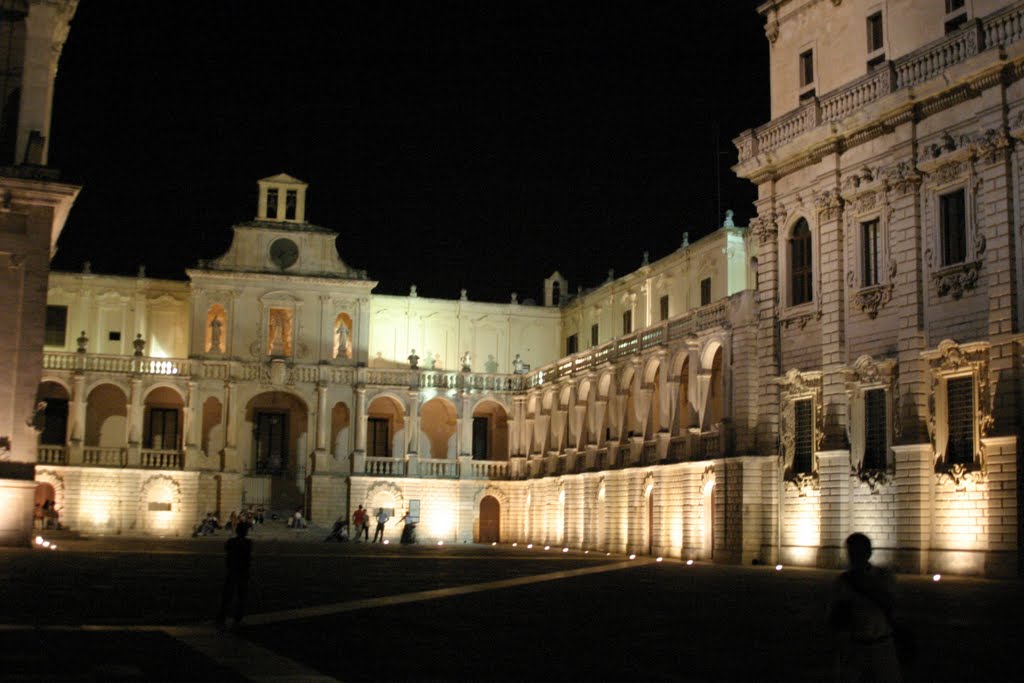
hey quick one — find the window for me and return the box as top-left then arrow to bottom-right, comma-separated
285,189 -> 297,220
108,331 -> 121,341
790,219 -> 813,306
866,12 -> 885,69
863,389 -> 887,469
793,399 -> 814,473
700,278 -> 712,306
44,305 -> 67,347
861,219 -> 880,286
552,281 -> 561,306
367,417 -> 390,458
945,0 -> 968,34
566,333 -> 578,356
146,408 -> 179,450
591,323 -> 599,347
622,310 -> 632,335
266,188 -> 278,218
945,376 -> 974,464
660,295 -> 669,321
799,49 -> 815,102
939,189 -> 966,266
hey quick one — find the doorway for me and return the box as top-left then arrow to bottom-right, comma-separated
479,495 -> 500,543
255,411 -> 288,473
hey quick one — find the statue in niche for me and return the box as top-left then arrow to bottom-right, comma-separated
267,309 -> 292,356
335,320 -> 351,359
512,354 -> 525,374
484,354 -> 498,373
461,351 -> 471,372
408,349 -> 419,369
209,317 -> 222,352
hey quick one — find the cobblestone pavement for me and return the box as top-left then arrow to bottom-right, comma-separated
1,532 -> 1021,681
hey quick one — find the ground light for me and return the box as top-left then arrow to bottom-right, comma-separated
656,557 -> 663,562
492,542 -> 497,546
562,547 -> 568,553
686,559 -> 694,566
629,554 -> 636,560
527,543 -> 533,549
544,545 -> 550,550
933,574 -> 942,582
512,542 -> 518,547
775,564 -> 783,571
383,539 -> 389,545
437,541 -> 444,546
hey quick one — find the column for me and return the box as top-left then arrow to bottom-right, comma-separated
458,393 -> 472,457
315,383 -> 329,452
407,390 -> 420,455
816,185 -> 849,449
223,381 -> 239,471
354,386 -> 367,454
127,376 -> 143,466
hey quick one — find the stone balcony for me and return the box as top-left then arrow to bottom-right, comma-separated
734,2 -> 1024,167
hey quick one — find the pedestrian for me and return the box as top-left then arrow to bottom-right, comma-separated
829,532 -> 903,682
398,510 -> 417,544
373,507 -> 389,542
353,505 -> 366,542
216,521 -> 252,630
360,504 -> 370,541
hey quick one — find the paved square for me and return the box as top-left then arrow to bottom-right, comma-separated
1,532 -> 1021,681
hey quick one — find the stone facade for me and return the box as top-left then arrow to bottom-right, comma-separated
18,0 -> 1024,577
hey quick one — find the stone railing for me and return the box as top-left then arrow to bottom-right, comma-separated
735,6 -> 1022,163
416,459 -> 459,479
363,456 -> 404,477
464,459 -> 510,480
82,446 -> 127,467
140,449 -> 184,470
37,446 -> 67,465
43,352 -> 189,376
526,296 -> 739,388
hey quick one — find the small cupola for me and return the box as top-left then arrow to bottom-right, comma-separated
256,173 -> 308,223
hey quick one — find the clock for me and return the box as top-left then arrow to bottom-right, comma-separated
269,238 -> 298,269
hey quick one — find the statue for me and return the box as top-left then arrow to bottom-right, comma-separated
336,320 -> 350,359
723,209 -> 735,228
209,316 -> 222,352
133,333 -> 146,357
512,354 -> 525,375
461,351 -> 471,372
408,348 -> 420,369
76,331 -> 88,354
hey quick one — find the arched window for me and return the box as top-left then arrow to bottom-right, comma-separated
790,219 -> 813,306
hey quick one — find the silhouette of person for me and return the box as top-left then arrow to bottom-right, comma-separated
829,532 -> 902,682
217,521 -> 253,629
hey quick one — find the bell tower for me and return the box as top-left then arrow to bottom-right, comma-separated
256,173 -> 308,223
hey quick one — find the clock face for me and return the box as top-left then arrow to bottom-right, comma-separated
269,238 -> 298,269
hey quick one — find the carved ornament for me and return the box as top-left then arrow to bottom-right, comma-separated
923,340 -> 993,456
852,464 -> 890,493
853,283 -> 893,318
935,461 -> 986,490
700,465 -> 715,494
814,188 -> 844,221
784,471 -> 820,495
932,261 -> 981,299
882,160 -> 921,196
774,369 -> 824,476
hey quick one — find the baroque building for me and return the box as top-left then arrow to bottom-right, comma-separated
20,0 -> 1024,577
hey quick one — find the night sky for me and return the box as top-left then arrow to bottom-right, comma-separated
48,1 -> 769,303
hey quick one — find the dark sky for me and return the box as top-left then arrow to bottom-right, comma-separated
48,1 -> 769,303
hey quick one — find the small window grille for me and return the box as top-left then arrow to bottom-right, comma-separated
566,333 -> 578,355
266,188 -> 278,218
700,278 -> 712,306
660,295 -> 669,321
940,190 -> 966,266
861,219 -> 880,287
793,399 -> 814,473
863,389 -> 887,469
285,189 -> 297,220
622,310 -> 632,335
45,305 -> 67,347
790,219 -> 813,305
591,323 -> 599,347
945,376 -> 974,464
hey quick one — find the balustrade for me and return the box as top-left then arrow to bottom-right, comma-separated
82,446 -> 127,467
140,449 -> 184,470
465,459 -> 509,480
419,459 -> 459,479
364,456 -> 405,477
36,446 -> 67,465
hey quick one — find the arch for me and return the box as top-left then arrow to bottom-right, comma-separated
479,495 -> 501,543
643,357 -> 662,386
245,391 -> 310,474
597,372 -> 614,399
703,346 -> 725,431
139,474 -> 184,534
526,394 -> 540,416
205,303 -> 227,353
577,379 -> 592,403
144,386 -> 185,451
201,396 -> 223,458
85,383 -> 128,447
36,381 -> 70,446
541,389 -> 555,412
558,384 -> 573,409
38,376 -> 71,394
367,394 -> 406,459
420,396 -> 458,459
86,378 -> 130,400
35,469 -> 66,515
143,383 -> 186,405
699,339 -> 724,373
471,399 -> 509,460
364,480 -> 405,513
619,364 -> 636,389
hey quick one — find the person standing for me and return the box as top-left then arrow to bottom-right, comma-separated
217,522 -> 253,630
829,532 -> 903,682
353,505 -> 366,542
373,508 -> 389,542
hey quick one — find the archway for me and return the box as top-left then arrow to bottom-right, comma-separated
366,395 -> 404,458
34,482 -> 57,528
244,391 -> 309,511
479,495 -> 500,543
201,396 -> 223,459
471,400 -> 509,460
85,383 -> 128,447
420,397 -> 457,459
36,381 -> 69,447
144,386 -> 185,451
331,401 -> 351,458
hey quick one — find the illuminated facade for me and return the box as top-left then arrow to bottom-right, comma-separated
733,0 -> 1023,576
23,0 -> 1024,576
0,0 -> 79,546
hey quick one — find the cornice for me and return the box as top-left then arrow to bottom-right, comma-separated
185,268 -> 378,290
